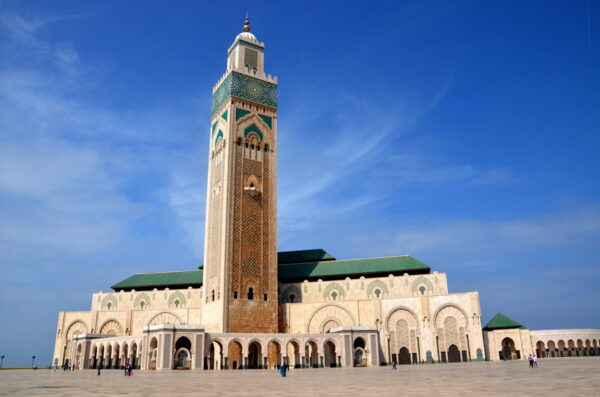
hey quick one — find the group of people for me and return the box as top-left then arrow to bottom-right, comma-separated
123,364 -> 133,376
527,354 -> 539,368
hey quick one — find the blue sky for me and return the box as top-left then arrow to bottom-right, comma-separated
0,0 -> 599,366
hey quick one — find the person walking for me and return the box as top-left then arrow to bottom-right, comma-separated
124,364 -> 129,376
128,365 -> 133,376
97,363 -> 103,376
392,360 -> 397,370
533,355 -> 538,367
527,354 -> 534,368
278,363 -> 286,377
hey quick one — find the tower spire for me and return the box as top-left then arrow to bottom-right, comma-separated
243,14 -> 250,32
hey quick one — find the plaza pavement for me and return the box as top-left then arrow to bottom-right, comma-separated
0,358 -> 598,396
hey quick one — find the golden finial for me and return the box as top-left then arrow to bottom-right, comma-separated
243,14 -> 250,32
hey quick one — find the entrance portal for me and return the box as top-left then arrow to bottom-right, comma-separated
398,347 -> 411,364
448,344 -> 461,363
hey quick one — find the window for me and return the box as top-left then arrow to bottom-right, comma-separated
174,300 -> 180,308
248,287 -> 254,300
106,303 -> 112,310
263,293 -> 268,301
244,47 -> 258,70
331,291 -> 338,301
211,290 -> 215,301
233,291 -> 238,299
289,294 -> 295,303
374,289 -> 381,298
140,301 -> 145,309
419,286 -> 426,295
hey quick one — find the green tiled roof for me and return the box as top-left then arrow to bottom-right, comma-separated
278,255 -> 429,282
278,249 -> 336,265
483,313 -> 527,330
111,253 -> 430,290
111,270 -> 203,291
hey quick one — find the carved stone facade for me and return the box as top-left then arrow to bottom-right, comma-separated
52,20 -> 600,371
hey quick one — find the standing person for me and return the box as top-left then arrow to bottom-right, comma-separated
527,354 -> 534,368
124,364 -> 129,376
128,365 -> 133,376
97,362 -> 103,376
392,360 -> 397,370
278,363 -> 286,377
533,355 -> 538,367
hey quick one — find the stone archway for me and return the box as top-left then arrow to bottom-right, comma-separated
448,344 -> 461,363
324,340 -> 337,367
353,337 -> 366,367
248,341 -> 262,369
501,338 -> 517,360
174,336 -> 192,370
228,340 -> 242,370
305,340 -> 319,368
286,340 -> 301,368
148,337 -> 158,370
398,347 -> 411,365
267,340 -> 281,370
209,340 -> 223,370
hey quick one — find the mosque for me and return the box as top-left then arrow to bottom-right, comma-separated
52,18 -> 600,371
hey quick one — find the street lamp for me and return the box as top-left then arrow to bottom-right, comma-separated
0,355 -> 5,368
32,355 -> 36,368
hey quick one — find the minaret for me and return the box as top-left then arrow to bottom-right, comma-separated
202,17 -> 278,333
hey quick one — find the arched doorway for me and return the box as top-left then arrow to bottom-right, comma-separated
228,340 -> 242,370
76,343 -> 83,369
148,338 -> 158,370
174,336 -> 192,370
353,337 -> 366,367
324,341 -> 337,367
448,344 -> 461,363
209,341 -> 223,370
98,345 -> 104,368
113,344 -> 120,368
547,340 -> 556,357
558,340 -> 566,357
535,341 -> 545,358
398,347 -> 411,365
131,343 -> 138,369
105,344 -> 113,368
286,340 -> 301,368
267,341 -> 281,370
248,341 -> 262,369
305,341 -> 319,368
501,338 -> 517,360
90,345 -> 97,369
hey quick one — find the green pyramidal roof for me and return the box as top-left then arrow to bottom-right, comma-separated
483,313 -> 527,331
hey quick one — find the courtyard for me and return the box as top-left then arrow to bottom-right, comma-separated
1,358 -> 598,396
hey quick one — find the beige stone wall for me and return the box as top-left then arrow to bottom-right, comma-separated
484,328 -> 533,361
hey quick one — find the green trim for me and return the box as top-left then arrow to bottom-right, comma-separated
215,130 -> 224,144
235,108 -> 252,120
244,124 -> 263,141
259,114 -> 272,129
211,121 -> 218,135
221,110 -> 228,121
212,72 -> 277,115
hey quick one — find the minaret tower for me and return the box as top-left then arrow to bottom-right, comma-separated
202,17 -> 278,333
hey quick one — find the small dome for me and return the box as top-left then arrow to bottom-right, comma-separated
236,31 -> 257,42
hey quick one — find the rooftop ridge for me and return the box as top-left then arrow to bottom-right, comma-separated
279,254 -> 416,266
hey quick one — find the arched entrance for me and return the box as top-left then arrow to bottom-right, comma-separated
286,340 -> 301,368
209,341 -> 223,370
248,341 -> 262,369
267,341 -> 281,370
113,344 -> 120,368
131,343 -> 138,369
148,338 -> 158,370
536,341 -> 545,358
558,340 -> 566,357
105,344 -> 113,368
501,338 -> 517,360
547,340 -> 556,357
353,337 -> 366,367
98,345 -> 105,368
90,345 -> 97,369
174,336 -> 192,370
398,347 -> 411,365
324,341 -> 337,367
306,341 -> 319,368
448,344 -> 461,363
228,341 -> 242,370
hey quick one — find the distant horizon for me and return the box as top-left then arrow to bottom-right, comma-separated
1,0 -> 599,366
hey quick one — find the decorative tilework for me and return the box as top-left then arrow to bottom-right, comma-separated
211,121 -> 218,135
244,124 -> 263,141
259,114 -> 272,129
212,72 -> 278,115
221,110 -> 228,121
215,130 -> 224,145
236,108 -> 251,120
